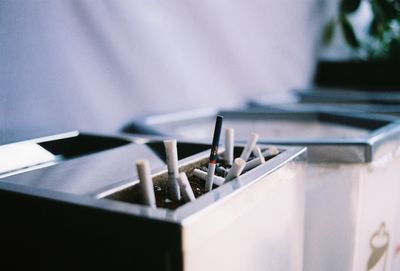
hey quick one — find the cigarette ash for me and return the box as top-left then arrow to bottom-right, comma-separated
153,175 -> 218,209
106,146 -> 281,210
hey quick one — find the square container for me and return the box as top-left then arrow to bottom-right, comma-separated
124,109 -> 400,271
0,132 -> 306,271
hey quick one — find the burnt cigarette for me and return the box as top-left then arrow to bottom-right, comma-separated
239,133 -> 259,161
164,139 -> 181,201
224,128 -> 234,167
193,169 -> 225,186
224,158 -> 246,182
136,159 -> 156,208
177,172 -> 196,202
206,115 -> 223,191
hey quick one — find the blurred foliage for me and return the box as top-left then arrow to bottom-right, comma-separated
323,0 -> 400,60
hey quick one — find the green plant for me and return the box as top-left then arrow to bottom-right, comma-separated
323,0 -> 400,60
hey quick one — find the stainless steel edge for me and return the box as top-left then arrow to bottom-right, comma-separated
94,144 -> 305,224
132,109 -> 400,163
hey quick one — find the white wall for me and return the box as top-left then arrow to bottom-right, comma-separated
0,0 -> 326,143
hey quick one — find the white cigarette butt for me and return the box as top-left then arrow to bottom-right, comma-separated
136,159 -> 156,208
225,158 -> 246,182
225,128 -> 234,166
177,172 -> 196,202
252,146 -> 265,164
205,163 -> 216,191
267,146 -> 280,156
239,133 -> 259,161
243,147 -> 280,171
243,157 -> 262,171
164,139 -> 181,201
193,169 -> 225,186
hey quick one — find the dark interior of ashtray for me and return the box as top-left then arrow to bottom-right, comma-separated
106,146 -> 280,210
38,134 -> 130,159
146,141 -> 211,162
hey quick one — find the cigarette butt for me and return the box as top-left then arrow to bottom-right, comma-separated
193,169 -> 225,186
243,157 -> 262,171
225,158 -> 246,182
252,146 -> 265,164
164,139 -> 181,201
206,115 -> 224,191
239,133 -> 259,161
243,147 -> 280,171
136,159 -> 156,208
205,162 -> 216,191
177,172 -> 196,202
225,128 -> 234,166
267,146 -> 280,156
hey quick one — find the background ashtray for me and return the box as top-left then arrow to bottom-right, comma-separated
123,109 -> 400,271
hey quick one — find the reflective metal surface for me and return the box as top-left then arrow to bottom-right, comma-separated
0,131 -> 131,176
0,143 -> 164,195
125,109 -> 400,162
248,101 -> 400,118
0,132 -> 210,195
